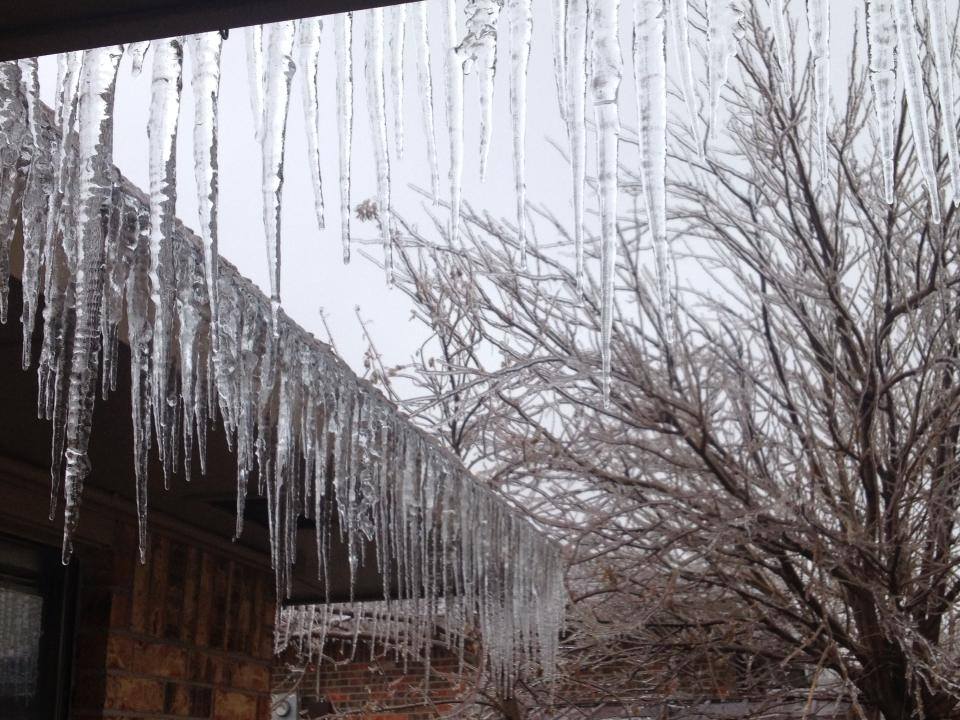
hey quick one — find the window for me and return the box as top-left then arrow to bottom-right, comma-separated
0,536 -> 76,720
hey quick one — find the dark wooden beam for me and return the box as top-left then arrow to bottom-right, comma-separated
0,0 -> 410,62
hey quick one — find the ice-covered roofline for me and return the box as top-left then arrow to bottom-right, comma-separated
0,69 -> 565,683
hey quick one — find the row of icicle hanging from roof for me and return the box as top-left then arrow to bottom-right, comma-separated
6,0 -> 960,408
0,50 -> 568,684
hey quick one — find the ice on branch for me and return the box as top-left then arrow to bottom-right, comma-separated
806,0 -> 829,185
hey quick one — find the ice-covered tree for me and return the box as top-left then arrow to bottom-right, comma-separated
371,5 -> 960,719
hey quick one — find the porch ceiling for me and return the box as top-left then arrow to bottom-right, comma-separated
0,0 -> 410,62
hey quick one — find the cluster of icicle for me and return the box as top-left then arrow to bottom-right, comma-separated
277,515 -> 565,689
0,587 -> 43,702
0,55 -> 565,682
8,3 -> 955,409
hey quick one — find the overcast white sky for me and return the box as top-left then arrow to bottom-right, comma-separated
36,0 -> 865,383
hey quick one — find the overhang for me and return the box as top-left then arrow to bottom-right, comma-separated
0,0 -> 409,62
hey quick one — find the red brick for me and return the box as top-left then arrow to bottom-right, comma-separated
133,640 -> 189,679
231,662 -> 270,693
105,675 -> 165,713
105,633 -> 134,670
213,689 -> 259,720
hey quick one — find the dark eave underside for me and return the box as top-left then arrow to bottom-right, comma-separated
0,0 -> 410,62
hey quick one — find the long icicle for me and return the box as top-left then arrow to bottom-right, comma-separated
634,0 -> 674,336
507,0 -> 532,267
592,0 -> 622,406
566,0 -> 589,298
261,20 -> 298,332
926,0 -> 960,206
147,37 -> 184,485
366,8 -> 394,284
551,0 -> 568,121
806,0 -> 829,186
389,5 -> 408,159
61,44 -> 124,564
444,0 -> 464,244
668,0 -> 701,149
299,18 -> 326,232
416,1 -> 441,205
189,32 -> 224,343
770,0 -> 790,94
245,26 -> 266,141
892,0 -> 941,223
335,13 -> 354,262
706,0 -> 742,141
457,0 -> 502,180
867,0 -> 897,204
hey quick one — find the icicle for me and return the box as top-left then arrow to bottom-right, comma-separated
61,44 -> 124,564
926,0 -> 960,206
667,0 -> 701,147
147,37 -> 184,483
892,0 -> 941,223
299,19 -> 326,232
415,2 -> 441,205
126,210 -> 153,561
806,0 -> 829,186
335,13 -> 354,262
189,32 -> 224,342
867,0 -> 897,204
261,20 -> 298,332
366,9 -> 394,284
245,26 -> 267,141
552,0 -> 567,121
592,0 -> 622,406
457,0 -> 503,180
127,41 -> 151,76
770,0 -> 790,93
634,0 -> 675,335
0,62 -> 26,324
20,143 -> 51,371
706,0 -> 742,141
566,0 -> 589,298
17,58 -> 41,149
444,0 -> 465,243
507,0 -> 532,268
389,5 -> 407,159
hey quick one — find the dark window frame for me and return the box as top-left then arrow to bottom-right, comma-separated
0,534 -> 77,720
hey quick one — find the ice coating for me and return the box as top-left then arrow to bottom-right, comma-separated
188,32 -> 223,341
806,0 -> 829,186
507,0 -> 532,267
565,0 -> 589,298
415,1 -> 441,205
127,41 -> 151,76
62,45 -> 125,563
892,0 -> 941,223
770,0 -> 790,93
591,0 -> 622,405
389,5 -> 407,159
261,20 -> 298,331
634,0 -> 674,335
444,0 -> 464,243
335,13 -> 354,262
299,18 -> 326,232
457,0 -> 503,180
365,8 -> 394,284
926,0 -> 960,206
245,26 -> 266,141
667,0 -> 700,147
866,0 -> 897,204
706,0 -> 742,141
147,37 -> 184,485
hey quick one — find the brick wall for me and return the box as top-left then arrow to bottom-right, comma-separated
69,522 -> 275,720
292,640 -> 470,719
